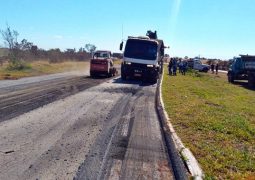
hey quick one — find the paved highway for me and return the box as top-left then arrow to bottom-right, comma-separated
0,72 -> 186,180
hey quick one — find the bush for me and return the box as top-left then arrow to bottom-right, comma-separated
7,59 -> 31,71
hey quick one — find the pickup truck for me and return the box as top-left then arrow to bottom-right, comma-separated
193,58 -> 210,72
90,50 -> 117,77
228,55 -> 255,86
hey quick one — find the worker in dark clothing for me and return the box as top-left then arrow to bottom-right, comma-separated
172,58 -> 177,76
178,60 -> 183,74
182,60 -> 188,75
168,59 -> 173,75
211,64 -> 215,74
215,63 -> 219,74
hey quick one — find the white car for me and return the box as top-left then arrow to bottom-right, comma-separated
193,59 -> 210,72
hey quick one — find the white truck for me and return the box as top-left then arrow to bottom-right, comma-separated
193,58 -> 210,72
119,31 -> 165,83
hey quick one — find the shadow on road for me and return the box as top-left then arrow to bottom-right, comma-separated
112,77 -> 157,87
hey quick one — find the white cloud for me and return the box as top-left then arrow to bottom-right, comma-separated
53,35 -> 63,39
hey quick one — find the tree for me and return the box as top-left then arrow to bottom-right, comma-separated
78,47 -> 85,52
31,45 -> 38,56
0,25 -> 18,50
85,44 -> 96,55
48,48 -> 62,63
0,25 -> 34,69
19,39 -> 33,51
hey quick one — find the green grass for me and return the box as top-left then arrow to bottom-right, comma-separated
0,60 -> 89,80
162,67 -> 255,179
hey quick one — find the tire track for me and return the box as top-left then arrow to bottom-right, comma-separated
0,76 -> 113,122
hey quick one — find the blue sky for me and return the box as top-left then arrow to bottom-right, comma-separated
0,0 -> 254,59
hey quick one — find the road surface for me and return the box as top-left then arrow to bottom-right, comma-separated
0,72 -> 185,180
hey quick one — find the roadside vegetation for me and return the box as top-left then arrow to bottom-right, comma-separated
0,25 -> 100,80
162,67 -> 255,179
0,61 -> 89,80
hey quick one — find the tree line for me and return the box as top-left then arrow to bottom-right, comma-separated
0,25 -> 97,70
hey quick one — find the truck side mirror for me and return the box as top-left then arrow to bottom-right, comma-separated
120,41 -> 123,51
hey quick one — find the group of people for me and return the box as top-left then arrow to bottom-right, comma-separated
211,63 -> 219,74
168,58 -> 188,76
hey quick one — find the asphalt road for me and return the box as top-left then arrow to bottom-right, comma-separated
0,72 -> 184,180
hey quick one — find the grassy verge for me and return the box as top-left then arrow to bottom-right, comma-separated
162,67 -> 255,179
0,60 -> 89,80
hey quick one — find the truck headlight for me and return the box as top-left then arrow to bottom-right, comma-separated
147,64 -> 154,67
125,62 -> 132,65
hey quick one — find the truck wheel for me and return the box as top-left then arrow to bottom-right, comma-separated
121,72 -> 126,80
248,74 -> 255,87
204,67 -> 209,73
228,73 -> 234,83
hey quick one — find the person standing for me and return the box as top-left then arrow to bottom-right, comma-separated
172,58 -> 177,76
182,60 -> 188,75
211,63 -> 215,74
168,59 -> 173,75
179,60 -> 183,74
215,63 -> 219,74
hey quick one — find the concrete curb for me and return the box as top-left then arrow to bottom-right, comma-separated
156,68 -> 204,180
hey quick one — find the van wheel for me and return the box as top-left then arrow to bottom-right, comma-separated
90,72 -> 95,78
228,73 -> 234,83
108,72 -> 112,78
248,73 -> 255,87
203,67 -> 209,72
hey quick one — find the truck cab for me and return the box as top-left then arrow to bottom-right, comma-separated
228,55 -> 255,86
120,33 -> 165,83
90,50 -> 117,77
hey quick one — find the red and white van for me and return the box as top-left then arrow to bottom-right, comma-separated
90,50 -> 117,77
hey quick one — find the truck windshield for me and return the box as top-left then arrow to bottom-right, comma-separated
124,39 -> 158,60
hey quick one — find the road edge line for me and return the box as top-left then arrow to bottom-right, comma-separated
156,68 -> 204,180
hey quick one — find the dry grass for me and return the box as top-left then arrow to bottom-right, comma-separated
0,60 -> 89,80
162,67 -> 255,179
113,59 -> 122,65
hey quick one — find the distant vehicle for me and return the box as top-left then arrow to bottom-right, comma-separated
90,50 -> 117,77
228,55 -> 255,86
120,31 -> 165,82
193,57 -> 210,72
